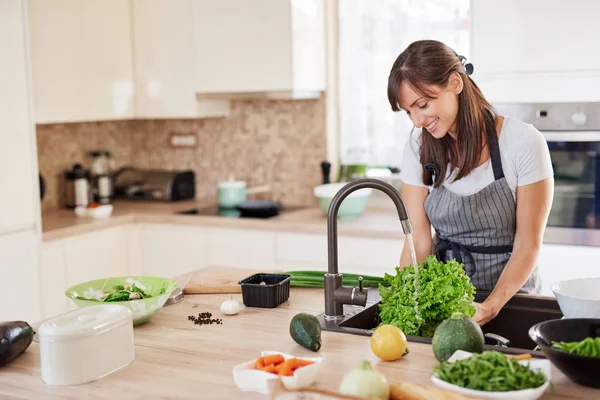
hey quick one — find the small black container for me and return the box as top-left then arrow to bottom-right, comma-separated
238,273 -> 292,308
529,318 -> 600,388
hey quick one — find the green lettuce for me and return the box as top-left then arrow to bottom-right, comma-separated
378,255 -> 476,337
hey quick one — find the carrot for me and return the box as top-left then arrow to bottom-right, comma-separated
294,358 -> 315,367
262,354 -> 285,366
277,359 -> 296,376
259,364 -> 277,374
255,357 -> 266,369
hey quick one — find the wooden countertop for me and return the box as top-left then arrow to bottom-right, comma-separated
1,288 -> 597,399
41,200 -> 407,242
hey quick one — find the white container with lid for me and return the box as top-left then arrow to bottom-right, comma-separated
38,304 -> 135,386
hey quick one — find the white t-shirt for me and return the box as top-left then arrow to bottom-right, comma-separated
399,116 -> 554,199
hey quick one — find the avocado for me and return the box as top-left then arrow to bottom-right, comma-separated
289,313 -> 321,352
0,321 -> 34,367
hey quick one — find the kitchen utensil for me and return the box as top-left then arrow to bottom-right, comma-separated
314,182 -> 372,219
551,277 -> 600,318
238,273 -> 292,308
64,163 -> 91,208
217,180 -> 271,208
320,161 -> 331,184
232,351 -> 323,394
431,350 -> 550,400
37,305 -> 134,386
183,267 -> 267,294
529,318 -> 600,388
236,200 -> 282,218
164,287 -> 184,306
74,204 -> 113,219
65,276 -> 178,325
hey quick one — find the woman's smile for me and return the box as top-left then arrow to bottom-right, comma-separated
425,118 -> 439,132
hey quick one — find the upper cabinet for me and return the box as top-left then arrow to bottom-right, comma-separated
0,0 -> 38,233
131,0 -> 229,119
471,0 -> 600,102
193,0 -> 326,98
28,0 -> 135,124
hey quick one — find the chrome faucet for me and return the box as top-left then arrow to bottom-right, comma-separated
324,178 -> 413,320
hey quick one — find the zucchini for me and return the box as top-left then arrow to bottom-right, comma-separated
0,321 -> 34,367
284,271 -> 389,288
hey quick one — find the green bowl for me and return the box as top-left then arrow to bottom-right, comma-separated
65,276 -> 178,325
314,183 -> 372,220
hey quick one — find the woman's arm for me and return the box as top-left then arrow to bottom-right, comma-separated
399,183 -> 433,269
473,177 -> 554,325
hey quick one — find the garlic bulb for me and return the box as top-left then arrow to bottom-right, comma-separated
220,296 -> 240,316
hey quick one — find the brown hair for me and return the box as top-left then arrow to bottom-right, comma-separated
387,40 -> 496,187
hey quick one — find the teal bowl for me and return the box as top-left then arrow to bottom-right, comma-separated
314,183 -> 372,219
65,276 -> 178,325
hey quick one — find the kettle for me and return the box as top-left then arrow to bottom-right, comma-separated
65,164 -> 91,208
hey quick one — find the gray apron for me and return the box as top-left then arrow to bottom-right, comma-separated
423,120 -> 541,294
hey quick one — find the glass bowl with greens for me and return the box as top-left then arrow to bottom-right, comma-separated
65,276 -> 178,325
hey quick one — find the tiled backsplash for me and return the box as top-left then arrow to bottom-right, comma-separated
37,97 -> 327,212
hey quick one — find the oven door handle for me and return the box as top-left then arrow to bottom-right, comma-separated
542,130 -> 600,142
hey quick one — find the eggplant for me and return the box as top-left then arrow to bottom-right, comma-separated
0,321 -> 34,367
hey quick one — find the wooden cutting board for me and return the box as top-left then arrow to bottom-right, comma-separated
183,267 -> 270,294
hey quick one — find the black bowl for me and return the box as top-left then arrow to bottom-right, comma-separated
529,318 -> 600,388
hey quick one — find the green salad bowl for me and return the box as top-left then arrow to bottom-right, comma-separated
65,276 -> 178,325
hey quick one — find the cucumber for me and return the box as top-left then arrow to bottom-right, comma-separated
0,321 -> 34,367
432,312 -> 484,362
289,313 -> 321,352
285,271 -> 389,288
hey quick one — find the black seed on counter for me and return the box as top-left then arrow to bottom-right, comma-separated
188,311 -> 223,326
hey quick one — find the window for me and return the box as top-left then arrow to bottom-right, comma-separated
337,0 -> 470,168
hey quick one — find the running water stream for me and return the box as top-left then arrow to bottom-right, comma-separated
405,233 -> 422,324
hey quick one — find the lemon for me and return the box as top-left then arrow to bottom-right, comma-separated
370,324 -> 408,361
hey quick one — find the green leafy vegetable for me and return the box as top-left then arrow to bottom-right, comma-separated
285,271 -> 389,288
433,351 -> 547,392
552,337 -> 600,357
378,255 -> 476,337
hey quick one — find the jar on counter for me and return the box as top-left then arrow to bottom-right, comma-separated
90,150 -> 115,204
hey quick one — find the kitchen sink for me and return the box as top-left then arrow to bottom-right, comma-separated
317,289 -> 563,357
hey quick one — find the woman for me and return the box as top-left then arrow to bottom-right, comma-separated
387,40 -> 554,326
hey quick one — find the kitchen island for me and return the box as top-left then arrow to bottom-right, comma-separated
0,288 -> 598,400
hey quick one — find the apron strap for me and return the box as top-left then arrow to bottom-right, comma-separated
485,112 -> 505,181
436,236 -> 513,277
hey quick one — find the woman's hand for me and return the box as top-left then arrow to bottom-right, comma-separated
472,301 -> 498,326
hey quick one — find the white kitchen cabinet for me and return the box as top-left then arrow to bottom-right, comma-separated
131,0 -> 229,119
206,227 -> 277,270
275,232 -> 402,276
471,0 -> 600,102
537,243 -> 600,296
63,226 -> 129,288
139,223 -> 207,279
28,0 -> 134,123
0,0 -> 39,233
193,0 -> 325,97
40,240 -> 69,319
0,230 -> 41,323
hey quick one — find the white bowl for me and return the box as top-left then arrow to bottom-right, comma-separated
232,351 -> 322,395
431,350 -> 551,400
74,204 -> 113,219
552,277 -> 600,318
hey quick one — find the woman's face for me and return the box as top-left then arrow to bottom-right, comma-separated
398,74 -> 462,139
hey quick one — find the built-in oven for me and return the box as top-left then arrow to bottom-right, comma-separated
494,102 -> 600,246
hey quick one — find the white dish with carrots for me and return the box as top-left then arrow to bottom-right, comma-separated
232,351 -> 322,394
